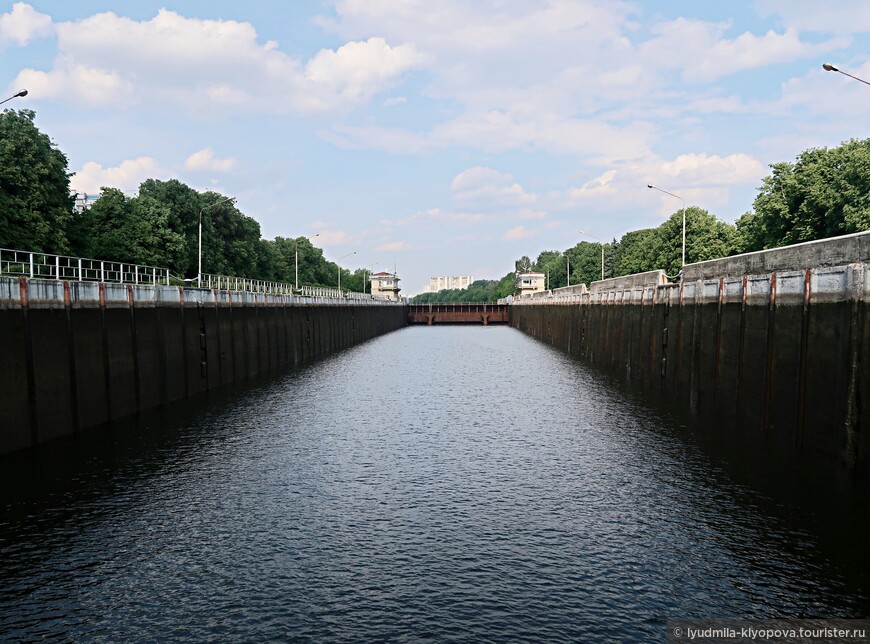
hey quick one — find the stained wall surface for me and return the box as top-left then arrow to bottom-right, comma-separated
510,232 -> 870,470
0,278 -> 407,455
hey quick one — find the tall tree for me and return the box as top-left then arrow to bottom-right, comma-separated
653,207 -> 737,276
737,139 -> 870,252
85,188 -> 185,267
137,179 -> 204,275
612,228 -> 659,277
0,109 -> 74,253
201,195 -> 262,278
566,241 -> 604,286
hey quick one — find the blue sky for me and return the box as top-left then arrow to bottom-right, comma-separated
2,1 -> 869,293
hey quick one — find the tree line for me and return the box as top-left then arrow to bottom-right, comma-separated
2,108 -> 868,299
414,139 -> 870,302
0,109 -> 370,291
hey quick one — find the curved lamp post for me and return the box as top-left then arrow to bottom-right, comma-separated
579,230 -> 605,281
295,232 -> 320,290
647,184 -> 687,270
822,63 -> 870,87
198,195 -> 236,287
0,89 -> 28,106
337,251 -> 356,291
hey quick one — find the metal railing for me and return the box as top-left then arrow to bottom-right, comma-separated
200,273 -> 295,295
299,284 -> 343,298
1,248 -> 386,302
201,275 -> 377,300
0,248 -> 171,285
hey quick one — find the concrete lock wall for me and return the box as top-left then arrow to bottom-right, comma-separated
510,231 -> 870,470
0,278 -> 407,455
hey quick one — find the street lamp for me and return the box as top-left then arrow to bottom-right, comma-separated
579,230 -> 605,281
337,251 -> 356,291
294,232 -> 320,290
822,63 -> 870,87
566,255 -> 571,287
0,89 -> 28,106
198,195 -> 235,287
647,184 -> 687,270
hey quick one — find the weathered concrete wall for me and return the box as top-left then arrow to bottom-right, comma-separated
0,278 -> 407,455
511,233 -> 870,470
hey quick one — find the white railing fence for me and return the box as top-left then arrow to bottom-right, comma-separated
0,248 -> 171,285
1,248 -> 383,300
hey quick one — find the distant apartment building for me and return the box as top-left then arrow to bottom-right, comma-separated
371,271 -> 402,301
424,275 -> 474,293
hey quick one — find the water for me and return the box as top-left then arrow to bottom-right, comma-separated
1,326 -> 868,641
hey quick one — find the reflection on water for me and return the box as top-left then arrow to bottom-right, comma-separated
1,326 -> 867,641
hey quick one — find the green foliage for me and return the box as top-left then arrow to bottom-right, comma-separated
494,273 -> 516,299
135,178 -> 202,273
567,241 -> 606,286
83,189 -> 186,267
653,207 -> 738,276
0,109 -> 369,291
201,194 -> 262,278
0,109 -> 74,253
10,107 -> 868,294
611,228 -> 659,276
737,139 -> 870,251
510,208 -> 737,288
412,278 -> 510,303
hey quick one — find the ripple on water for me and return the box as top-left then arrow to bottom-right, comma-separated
0,326 -> 867,641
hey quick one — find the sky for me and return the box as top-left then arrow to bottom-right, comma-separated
1,1 -> 869,294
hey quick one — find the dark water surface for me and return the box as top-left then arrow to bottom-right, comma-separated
1,326 -> 868,641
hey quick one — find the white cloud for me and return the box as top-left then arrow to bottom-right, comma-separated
20,9 -> 424,113
382,207 -> 491,227
311,0 -> 849,162
328,112 -> 656,157
756,0 -> 870,33
14,60 -> 132,107
640,20 -> 842,83
185,148 -> 237,173
376,241 -> 407,252
317,230 -> 349,245
304,37 -> 426,104
451,166 -> 536,206
656,153 -> 766,186
772,61 -> 870,120
71,157 -> 166,194
382,96 -> 406,107
567,170 -> 619,200
0,3 -> 53,46
503,225 -> 535,241
558,152 -> 767,220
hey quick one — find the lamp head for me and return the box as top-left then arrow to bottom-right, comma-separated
15,89 -> 27,98
822,63 -> 839,72
647,184 -> 655,189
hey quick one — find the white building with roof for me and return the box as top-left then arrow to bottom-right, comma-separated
516,272 -> 546,297
371,271 -> 401,300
